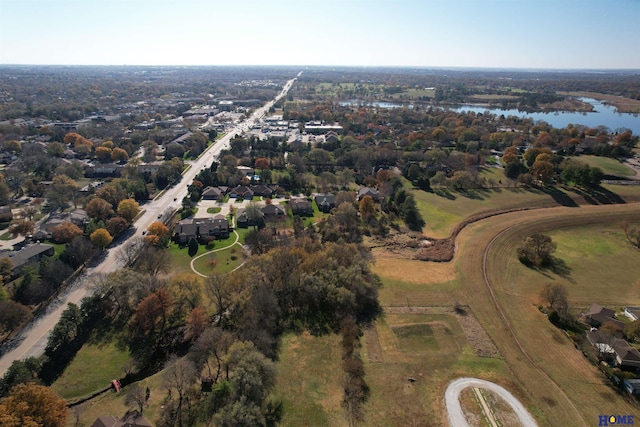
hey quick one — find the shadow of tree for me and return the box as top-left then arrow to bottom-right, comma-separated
458,190 -> 485,200
434,189 -> 456,200
540,187 -> 579,207
548,257 -> 574,282
567,185 -> 626,205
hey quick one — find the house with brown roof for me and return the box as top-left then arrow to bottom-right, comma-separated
289,198 -> 313,216
586,329 -> 640,370
614,341 -> 640,369
585,303 -> 625,330
261,204 -> 286,218
201,186 -> 225,201
251,184 -> 276,198
229,185 -> 254,200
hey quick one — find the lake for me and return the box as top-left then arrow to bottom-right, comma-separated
449,98 -> 640,135
340,98 -> 640,135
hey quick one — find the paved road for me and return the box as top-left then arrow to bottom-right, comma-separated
0,73 -> 300,377
445,377 -> 537,427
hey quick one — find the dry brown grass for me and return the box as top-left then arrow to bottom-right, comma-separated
456,203 -> 640,426
459,388 -> 487,427
371,257 -> 456,284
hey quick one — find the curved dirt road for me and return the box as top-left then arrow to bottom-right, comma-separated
445,378 -> 537,427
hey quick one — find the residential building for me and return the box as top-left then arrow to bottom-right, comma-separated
289,198 -> 313,216
261,204 -> 286,218
9,243 -> 55,273
314,193 -> 336,213
585,304 -> 625,330
624,307 -> 640,321
229,185 -> 254,200
201,186 -> 225,201
173,215 -> 229,243
357,186 -> 380,202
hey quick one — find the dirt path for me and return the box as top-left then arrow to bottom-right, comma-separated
472,387 -> 499,427
445,378 -> 537,427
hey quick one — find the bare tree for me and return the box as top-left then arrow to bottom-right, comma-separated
204,275 -> 233,325
135,244 -> 171,276
116,237 -> 144,267
188,326 -> 235,382
540,283 -> 568,311
162,357 -> 198,426
124,383 -> 148,414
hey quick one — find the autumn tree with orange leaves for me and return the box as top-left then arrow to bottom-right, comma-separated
0,383 -> 67,427
146,221 -> 170,247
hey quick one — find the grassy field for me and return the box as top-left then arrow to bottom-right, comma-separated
191,244 -> 245,275
414,170 -> 640,238
569,155 -> 636,176
274,312 -> 511,427
52,342 -> 130,400
274,333 -> 346,427
413,184 -> 557,239
456,204 -> 640,426
56,183 -> 640,426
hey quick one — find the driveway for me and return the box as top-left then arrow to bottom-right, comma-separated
445,377 -> 537,427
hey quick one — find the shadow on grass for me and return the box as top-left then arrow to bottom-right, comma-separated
457,189 -> 485,200
522,256 -> 575,283
434,188 -> 456,200
566,185 -> 626,205
540,187 -> 580,207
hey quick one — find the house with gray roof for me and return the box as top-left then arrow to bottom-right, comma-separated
173,215 -> 229,243
314,193 -> 336,213
9,243 -> 55,273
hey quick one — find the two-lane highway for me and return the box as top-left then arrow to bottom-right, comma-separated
0,72 -> 300,376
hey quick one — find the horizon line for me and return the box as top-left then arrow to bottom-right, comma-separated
1,63 -> 640,72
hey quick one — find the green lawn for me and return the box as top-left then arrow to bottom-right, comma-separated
206,207 -> 222,214
192,244 -> 245,275
569,155 -> 636,176
545,225 -> 640,307
51,341 -> 130,400
413,183 -> 556,239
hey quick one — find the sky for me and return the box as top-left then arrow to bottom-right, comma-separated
0,0 -> 639,69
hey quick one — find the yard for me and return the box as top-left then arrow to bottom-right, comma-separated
51,341 -> 130,400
